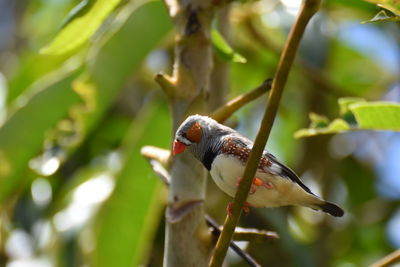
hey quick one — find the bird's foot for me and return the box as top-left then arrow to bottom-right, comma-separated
253,177 -> 274,190
236,177 -> 274,195
227,202 -> 251,218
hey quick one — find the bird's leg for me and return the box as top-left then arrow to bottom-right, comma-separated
253,177 -> 274,190
236,177 -> 274,195
226,202 -> 251,218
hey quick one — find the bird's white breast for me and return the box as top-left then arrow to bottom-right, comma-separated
209,154 -> 317,208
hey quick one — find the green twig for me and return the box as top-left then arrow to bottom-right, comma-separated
370,249 -> 400,267
208,0 -> 321,266
210,78 -> 272,123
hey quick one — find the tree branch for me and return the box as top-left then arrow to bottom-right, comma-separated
155,73 -> 177,98
206,215 -> 262,267
232,227 -> 279,242
208,1 -> 321,266
210,79 -> 272,123
140,145 -> 171,167
370,249 -> 400,267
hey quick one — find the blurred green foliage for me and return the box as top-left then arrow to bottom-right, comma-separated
0,0 -> 399,266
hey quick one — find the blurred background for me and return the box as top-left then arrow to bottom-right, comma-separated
0,0 -> 399,266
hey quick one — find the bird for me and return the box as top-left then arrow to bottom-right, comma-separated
173,114 -> 344,217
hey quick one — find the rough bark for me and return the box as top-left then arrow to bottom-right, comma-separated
159,1 -> 216,266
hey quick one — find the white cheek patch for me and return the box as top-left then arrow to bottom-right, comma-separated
178,137 -> 192,146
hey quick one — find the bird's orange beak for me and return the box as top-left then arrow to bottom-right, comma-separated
173,140 -> 186,155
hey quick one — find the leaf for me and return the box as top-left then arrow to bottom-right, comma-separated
309,112 -> 330,128
0,67 -> 82,202
62,0 -> 172,150
362,10 -> 400,23
350,102 -> 400,130
363,0 -> 400,15
40,0 -> 122,55
338,97 -> 366,115
212,29 -> 247,63
93,102 -> 171,267
0,0 -> 171,204
295,98 -> 400,138
294,118 -> 350,138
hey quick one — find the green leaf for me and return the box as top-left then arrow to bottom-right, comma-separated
212,29 -> 247,63
363,0 -> 400,15
350,102 -> 400,130
338,97 -> 366,115
58,0 -> 172,152
362,10 -> 400,23
0,0 -> 171,204
309,112 -> 330,128
40,0 -> 122,55
295,98 -> 400,138
294,118 -> 350,138
93,102 -> 171,267
0,67 -> 82,203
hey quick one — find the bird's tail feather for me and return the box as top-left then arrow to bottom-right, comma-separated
312,201 -> 344,217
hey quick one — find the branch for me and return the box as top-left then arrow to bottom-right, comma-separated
210,79 -> 272,123
141,151 -> 264,266
209,1 -> 321,266
155,73 -> 177,98
370,249 -> 400,267
206,215 -> 262,267
232,227 -> 279,242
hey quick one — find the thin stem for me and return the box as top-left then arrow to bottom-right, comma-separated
205,215 -> 261,267
370,249 -> 400,267
211,78 -> 272,123
208,1 -> 321,266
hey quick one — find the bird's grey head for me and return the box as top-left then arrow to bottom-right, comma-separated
173,115 -> 233,162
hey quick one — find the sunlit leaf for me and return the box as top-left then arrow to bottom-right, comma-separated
363,0 -> 400,15
309,112 -> 330,128
7,54 -> 73,104
93,101 -> 170,267
212,29 -> 247,63
350,102 -> 400,130
0,67 -> 82,202
56,2 -> 172,265
338,97 -> 366,115
63,0 -> 172,150
295,118 -> 350,138
362,10 -> 400,23
40,0 -> 122,55
295,98 -> 400,138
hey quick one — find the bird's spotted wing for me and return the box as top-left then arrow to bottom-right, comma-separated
221,135 -> 313,195
261,152 -> 313,194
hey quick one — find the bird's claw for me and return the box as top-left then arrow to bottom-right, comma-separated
236,177 -> 273,195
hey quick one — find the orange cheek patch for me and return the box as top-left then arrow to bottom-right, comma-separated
187,122 -> 202,143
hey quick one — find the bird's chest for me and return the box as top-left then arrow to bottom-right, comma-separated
210,154 -> 245,197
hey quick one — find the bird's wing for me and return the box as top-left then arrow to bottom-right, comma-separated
221,134 -> 313,195
260,152 -> 313,194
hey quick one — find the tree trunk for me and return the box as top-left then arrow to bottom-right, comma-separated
159,1 -> 217,266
